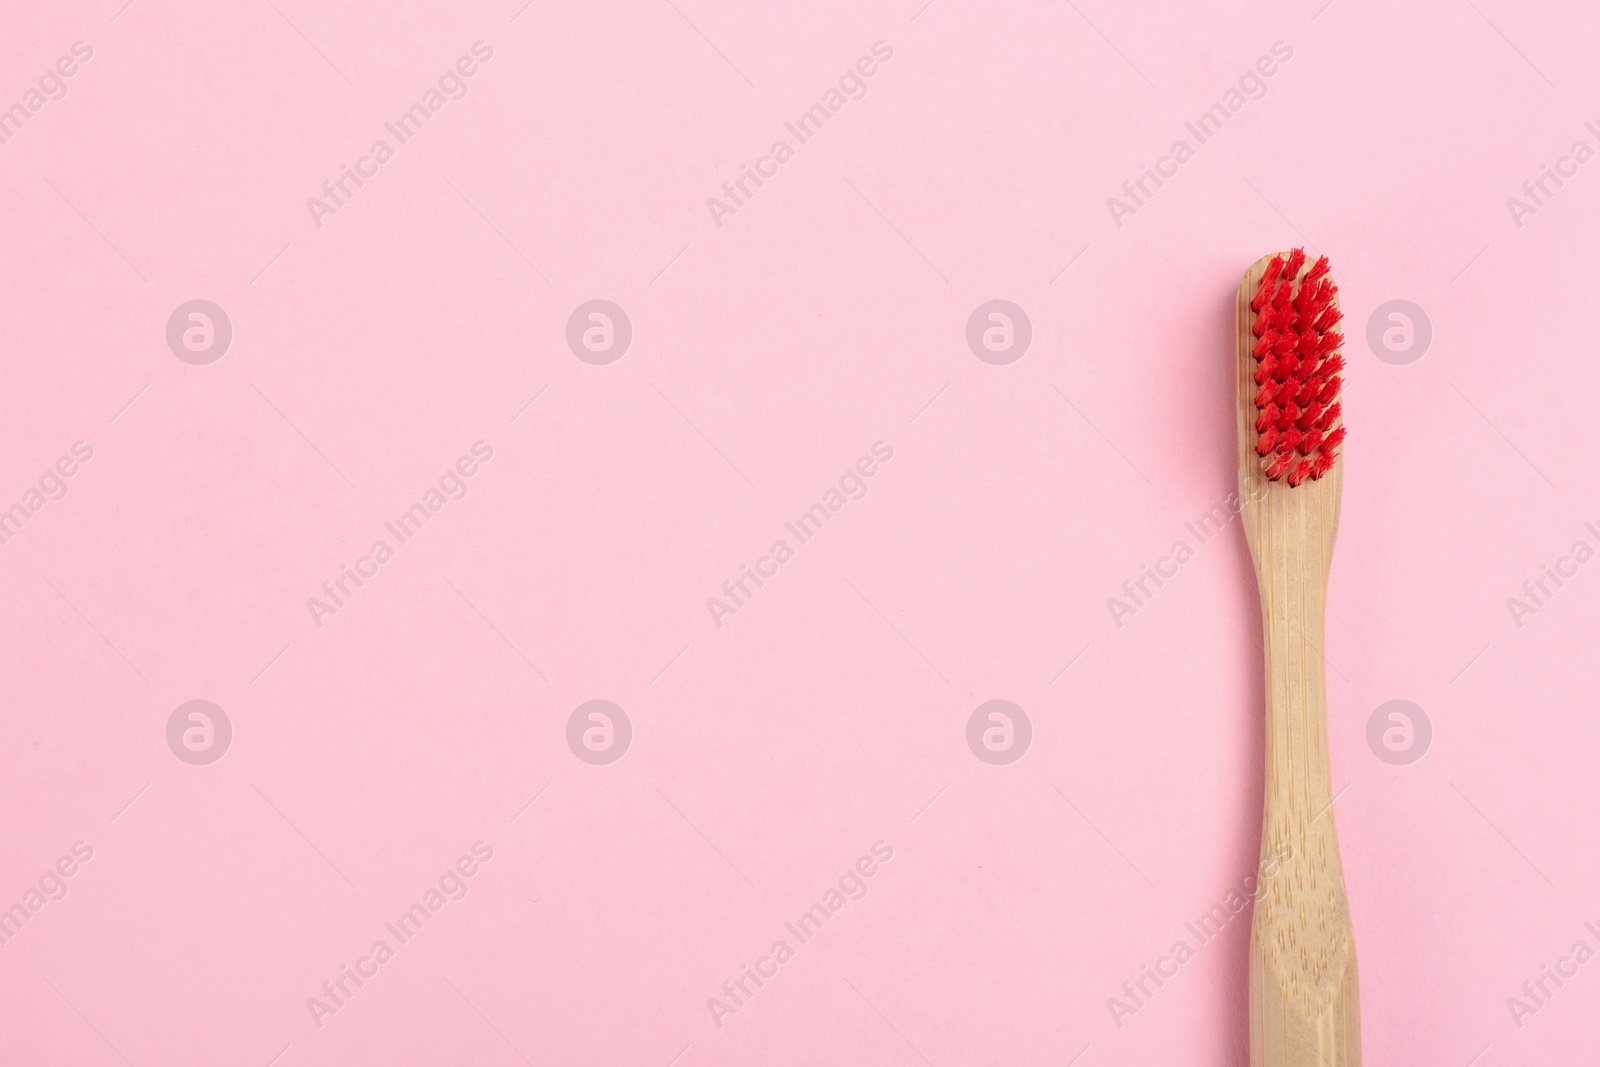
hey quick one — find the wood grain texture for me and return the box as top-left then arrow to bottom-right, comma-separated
1237,253 -> 1362,1067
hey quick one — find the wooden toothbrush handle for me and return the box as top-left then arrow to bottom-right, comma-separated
1236,255 -> 1361,1066
1244,488 -> 1361,1066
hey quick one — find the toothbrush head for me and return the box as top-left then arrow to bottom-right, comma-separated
1247,249 -> 1345,487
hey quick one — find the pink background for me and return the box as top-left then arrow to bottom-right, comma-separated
2,0 -> 1598,1064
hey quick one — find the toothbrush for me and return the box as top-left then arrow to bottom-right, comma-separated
1236,250 -> 1360,1066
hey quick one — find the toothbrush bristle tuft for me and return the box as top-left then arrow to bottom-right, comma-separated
1249,250 -> 1344,484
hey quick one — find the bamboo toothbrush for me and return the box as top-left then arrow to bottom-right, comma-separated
1236,250 -> 1360,1066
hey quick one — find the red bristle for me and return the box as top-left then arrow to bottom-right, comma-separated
1248,251 -> 1345,485
1296,296 -> 1331,335
1251,257 -> 1284,311
1294,277 -> 1328,310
